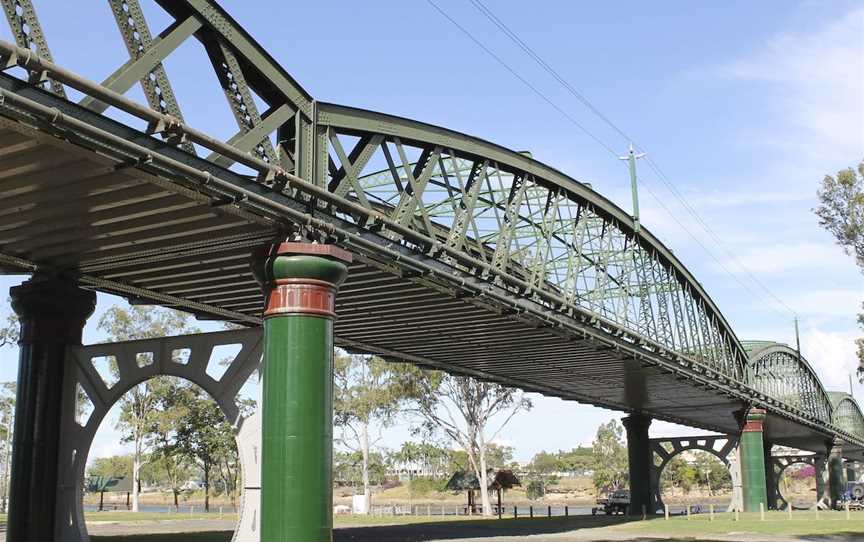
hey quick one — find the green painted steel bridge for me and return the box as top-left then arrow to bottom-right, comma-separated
0,0 -> 860,538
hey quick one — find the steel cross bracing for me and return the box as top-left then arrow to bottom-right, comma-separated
0,0 -> 862,452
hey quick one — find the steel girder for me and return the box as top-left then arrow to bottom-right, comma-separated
0,0 -> 860,450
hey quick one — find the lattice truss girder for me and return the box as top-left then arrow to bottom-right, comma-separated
57,329 -> 263,542
749,348 -> 834,426
1,0 -> 310,176
338,142 -> 745,379
834,398 -> 864,441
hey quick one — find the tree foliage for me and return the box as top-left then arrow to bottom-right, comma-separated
591,420 -> 628,493
172,385 -> 237,512
411,373 -> 531,516
816,161 -> 864,269
333,353 -> 421,512
661,451 -> 731,495
815,161 -> 864,380
529,446 -> 593,475
97,305 -> 197,512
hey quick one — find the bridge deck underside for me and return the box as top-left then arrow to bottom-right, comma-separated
0,101 -> 840,452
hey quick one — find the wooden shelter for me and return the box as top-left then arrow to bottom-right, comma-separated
444,469 -> 520,514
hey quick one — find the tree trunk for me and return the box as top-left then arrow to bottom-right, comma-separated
99,489 -> 104,512
203,462 -> 210,512
477,432 -> 492,517
132,434 -> 141,512
173,489 -> 179,509
360,421 -> 371,514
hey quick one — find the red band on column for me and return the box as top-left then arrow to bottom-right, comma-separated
743,407 -> 766,432
264,278 -> 338,318
742,419 -> 763,432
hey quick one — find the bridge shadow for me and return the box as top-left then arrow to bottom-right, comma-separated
334,515 -> 640,541
87,516 -> 647,542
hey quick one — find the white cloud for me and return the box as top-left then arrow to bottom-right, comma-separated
717,8 -> 864,173
803,327 -> 861,392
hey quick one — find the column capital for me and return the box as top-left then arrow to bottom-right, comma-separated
622,412 -> 652,433
742,407 -> 766,432
252,243 -> 351,318
10,276 -> 96,344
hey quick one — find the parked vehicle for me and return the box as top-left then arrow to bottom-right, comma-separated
842,481 -> 864,510
592,489 -> 630,515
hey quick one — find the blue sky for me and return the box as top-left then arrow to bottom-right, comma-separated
0,1 -> 862,462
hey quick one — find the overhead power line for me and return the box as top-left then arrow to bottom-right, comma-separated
423,0 -> 620,159
428,0 -> 798,322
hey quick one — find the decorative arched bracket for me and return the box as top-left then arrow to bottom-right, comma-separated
55,328 -> 263,542
649,435 -> 742,513
770,454 -> 828,511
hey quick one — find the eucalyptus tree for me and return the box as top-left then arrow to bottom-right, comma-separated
816,161 -> 864,379
172,384 -> 237,512
97,305 -> 196,512
333,352 -> 419,512
412,374 -> 531,517
591,420 -> 628,493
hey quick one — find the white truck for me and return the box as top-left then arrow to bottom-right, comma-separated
592,489 -> 630,515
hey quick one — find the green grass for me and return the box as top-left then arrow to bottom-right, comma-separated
613,509 -> 864,537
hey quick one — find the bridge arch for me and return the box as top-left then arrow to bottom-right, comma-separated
830,393 -> 864,442
334,119 -> 750,381
745,343 -> 833,426
648,435 -> 741,513
55,329 -> 262,542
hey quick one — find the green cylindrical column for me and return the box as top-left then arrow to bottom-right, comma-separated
828,440 -> 845,510
253,242 -> 351,542
740,408 -> 768,512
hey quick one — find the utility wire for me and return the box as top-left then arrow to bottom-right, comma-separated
424,0 -> 620,159
447,0 -> 798,320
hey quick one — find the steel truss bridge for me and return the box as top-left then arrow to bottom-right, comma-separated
0,0 -> 860,491
0,0 -> 864,453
